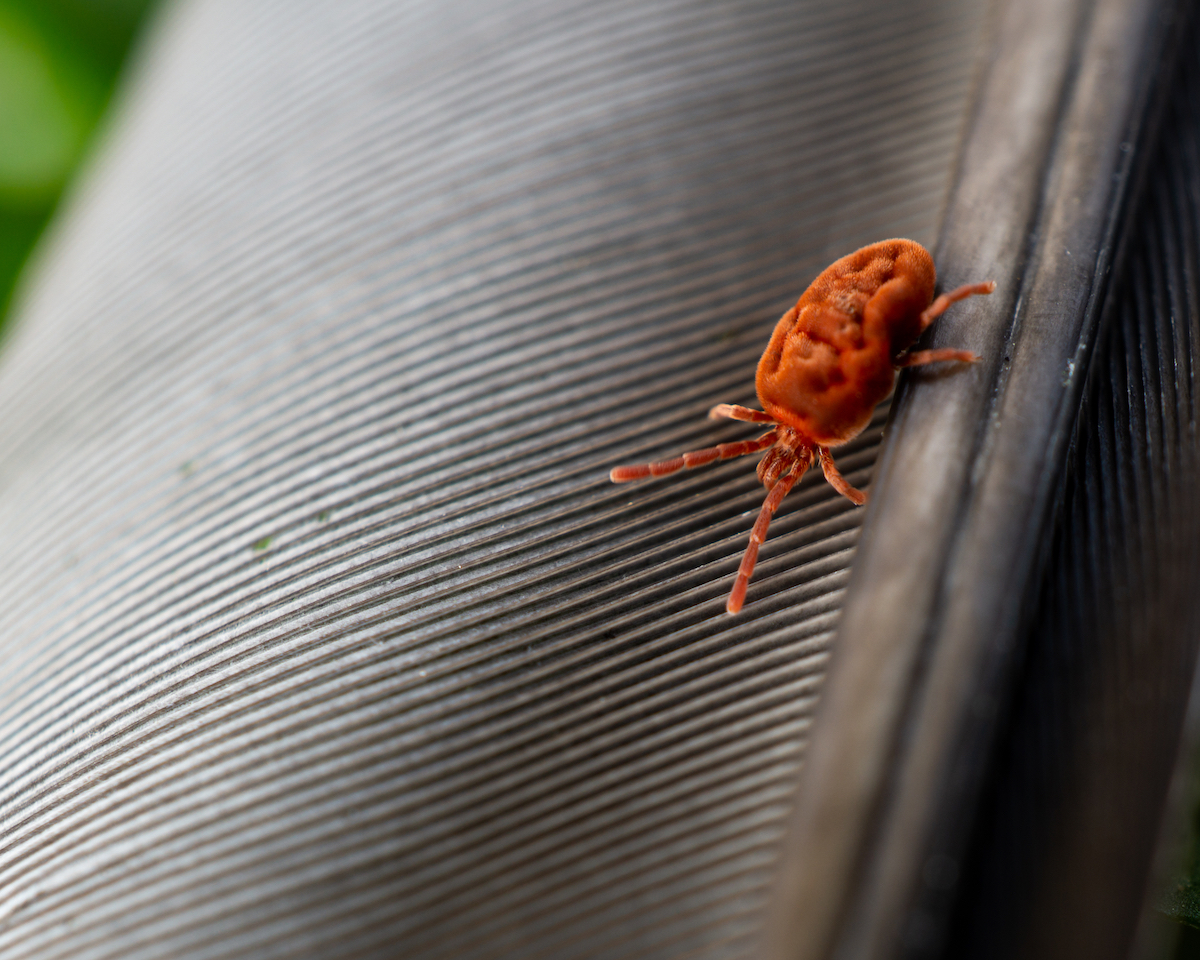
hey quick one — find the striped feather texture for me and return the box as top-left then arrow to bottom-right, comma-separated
0,0 -> 983,957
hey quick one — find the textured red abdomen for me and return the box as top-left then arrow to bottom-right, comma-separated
755,239 -> 936,445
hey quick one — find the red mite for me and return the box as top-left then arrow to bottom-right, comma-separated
610,239 -> 994,615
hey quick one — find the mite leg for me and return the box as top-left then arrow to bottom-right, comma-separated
918,280 -> 996,330
758,445 -> 790,489
610,429 -> 777,482
726,459 -> 808,615
818,447 -> 867,505
708,403 -> 776,423
895,348 -> 979,367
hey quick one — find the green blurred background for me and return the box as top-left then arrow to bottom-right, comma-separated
0,0 -> 158,336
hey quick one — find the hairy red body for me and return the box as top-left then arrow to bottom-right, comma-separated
611,239 -> 994,614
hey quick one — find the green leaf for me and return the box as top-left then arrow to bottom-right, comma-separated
0,4 -> 103,205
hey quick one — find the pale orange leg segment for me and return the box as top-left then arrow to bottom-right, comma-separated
610,429 -> 778,482
918,280 -> 996,330
726,461 -> 807,615
818,447 -> 867,505
895,348 -> 980,368
708,403 -> 776,424
757,445 -> 790,489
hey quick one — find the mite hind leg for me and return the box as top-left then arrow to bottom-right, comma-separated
895,348 -> 979,368
708,404 -> 776,424
818,447 -> 867,505
917,280 -> 996,330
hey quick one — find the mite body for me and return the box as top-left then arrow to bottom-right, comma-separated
611,239 -> 994,614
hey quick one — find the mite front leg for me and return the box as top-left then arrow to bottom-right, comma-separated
610,429 -> 778,482
818,447 -> 867,505
727,458 -> 809,615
